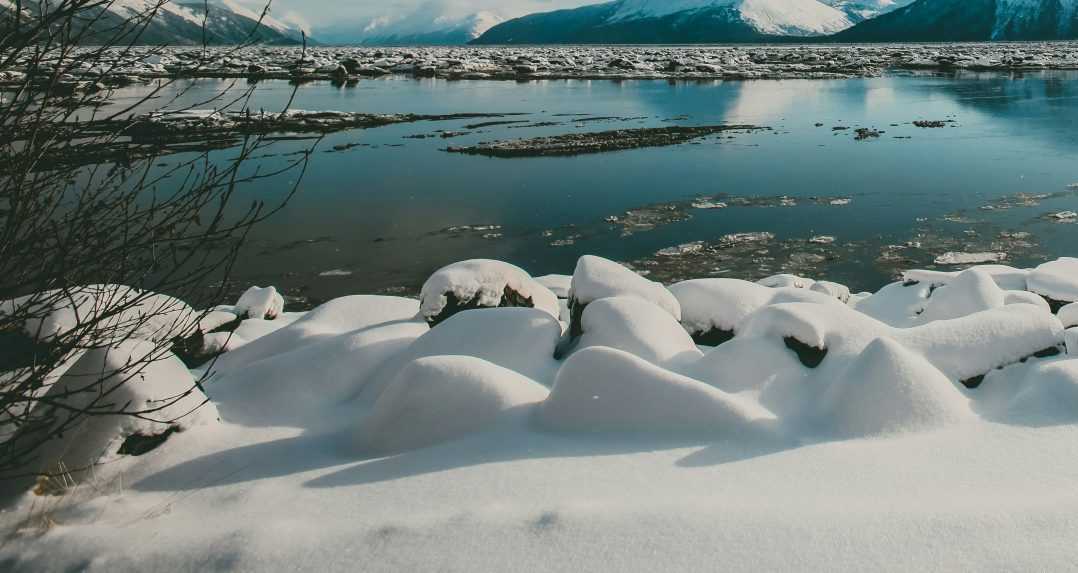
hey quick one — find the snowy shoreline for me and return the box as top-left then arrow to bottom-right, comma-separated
3,254 -> 1078,570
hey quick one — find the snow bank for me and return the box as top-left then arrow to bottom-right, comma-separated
823,338 -> 974,437
356,355 -> 548,454
419,260 -> 559,326
236,286 -> 285,320
538,346 -> 775,436
569,256 -> 681,321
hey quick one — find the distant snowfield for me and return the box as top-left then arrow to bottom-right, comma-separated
611,0 -> 854,35
4,257 -> 1078,570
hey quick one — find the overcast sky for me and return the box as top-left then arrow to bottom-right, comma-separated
241,0 -> 596,31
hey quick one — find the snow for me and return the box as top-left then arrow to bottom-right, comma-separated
822,337 -> 974,437
9,256 -> 1078,570
609,0 -> 854,36
1028,257 -> 1078,302
419,259 -> 560,324
1061,303 -> 1078,328
356,355 -> 548,454
235,285 -> 284,320
570,255 -> 681,320
934,251 -> 1008,265
539,346 -> 776,435
575,297 -> 702,367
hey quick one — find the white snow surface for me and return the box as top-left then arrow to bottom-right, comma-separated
7,256 -> 1078,571
235,285 -> 284,320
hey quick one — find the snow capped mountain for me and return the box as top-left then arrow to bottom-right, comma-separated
474,0 -> 857,44
609,0 -> 853,35
834,0 -> 1078,41
820,0 -> 916,22
318,11 -> 504,46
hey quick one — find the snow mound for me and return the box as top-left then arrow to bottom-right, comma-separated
904,265 -> 1030,291
1,285 -> 196,343
918,268 -> 1006,323
26,340 -> 216,475
670,279 -> 839,341
1027,258 -> 1078,303
538,346 -> 776,435
758,273 -> 815,289
235,286 -> 284,320
356,355 -> 548,454
1060,303 -> 1078,328
810,280 -> 852,303
535,274 -> 573,298
981,359 -> 1078,425
823,338 -> 974,437
419,260 -> 559,326
364,308 -> 563,401
576,297 -> 702,367
210,296 -> 420,373
1067,328 -> 1078,355
570,256 -> 681,321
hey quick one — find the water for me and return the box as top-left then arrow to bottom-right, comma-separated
108,71 -> 1078,305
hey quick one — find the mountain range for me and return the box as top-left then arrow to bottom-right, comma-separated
472,0 -> 1078,43
0,0 -> 306,45
317,11 -> 504,46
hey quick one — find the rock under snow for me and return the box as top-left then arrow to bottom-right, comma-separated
235,285 -> 285,320
419,260 -> 560,326
356,355 -> 548,454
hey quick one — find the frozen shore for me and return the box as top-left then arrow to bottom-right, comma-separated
5,43 -> 1078,89
3,255 -> 1078,570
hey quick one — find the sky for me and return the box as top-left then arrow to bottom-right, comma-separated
237,0 -> 597,32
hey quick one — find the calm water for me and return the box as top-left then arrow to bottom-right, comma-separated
109,72 -> 1078,304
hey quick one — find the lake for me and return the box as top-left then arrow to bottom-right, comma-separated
108,71 -> 1078,306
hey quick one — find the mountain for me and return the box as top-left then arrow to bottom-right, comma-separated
318,11 -> 503,46
820,0 -> 917,22
472,0 -> 854,44
0,0 -> 306,45
833,0 -> 1078,41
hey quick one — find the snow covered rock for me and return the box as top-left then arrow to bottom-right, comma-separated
1,285 -> 197,343
23,340 -> 217,476
810,280 -> 852,303
575,297 -> 702,367
918,268 -> 1006,323
363,308 -> 562,402
1027,258 -> 1078,304
419,260 -> 559,326
1005,291 -> 1051,313
235,286 -> 284,320
823,337 -> 974,437
534,274 -> 573,298
538,346 -> 775,436
979,359 -> 1078,425
758,274 -> 815,289
568,256 -> 681,337
356,355 -> 548,454
669,279 -> 838,345
1058,302 -> 1078,329
1067,328 -> 1078,355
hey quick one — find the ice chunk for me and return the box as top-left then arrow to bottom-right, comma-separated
236,286 -> 284,320
933,252 -> 1007,265
356,356 -> 548,454
538,346 -> 775,436
419,260 -> 559,326
823,338 -> 973,437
